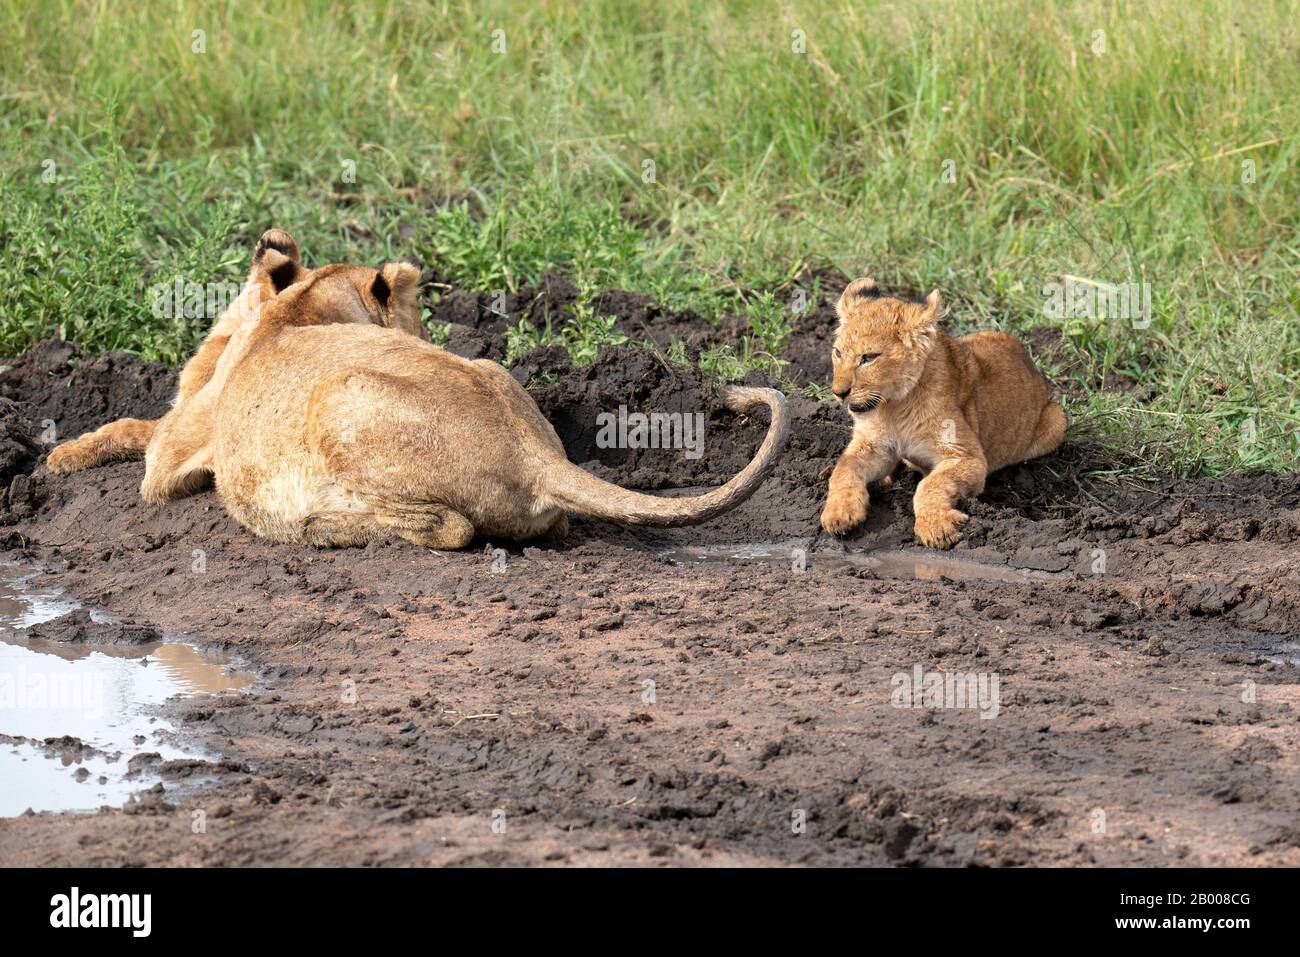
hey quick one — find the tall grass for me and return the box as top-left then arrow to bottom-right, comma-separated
0,0 -> 1296,472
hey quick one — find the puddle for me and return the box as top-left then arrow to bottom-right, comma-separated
661,542 -> 1064,583
0,563 -> 249,816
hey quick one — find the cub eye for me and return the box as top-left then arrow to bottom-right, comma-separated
832,348 -> 841,360
859,353 -> 879,366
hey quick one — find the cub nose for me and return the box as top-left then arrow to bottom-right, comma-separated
832,385 -> 850,399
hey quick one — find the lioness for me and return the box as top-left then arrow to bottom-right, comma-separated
820,278 -> 1066,549
54,229 -> 789,547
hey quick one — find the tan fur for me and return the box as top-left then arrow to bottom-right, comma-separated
140,230 -> 788,548
137,239 -> 432,506
820,278 -> 1066,549
45,229 -> 307,475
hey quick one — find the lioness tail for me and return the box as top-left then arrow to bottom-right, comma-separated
543,386 -> 789,527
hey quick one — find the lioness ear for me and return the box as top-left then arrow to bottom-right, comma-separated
391,256 -> 436,289
370,271 -> 391,307
375,260 -> 428,340
253,228 -> 300,266
249,228 -> 305,297
255,248 -> 305,295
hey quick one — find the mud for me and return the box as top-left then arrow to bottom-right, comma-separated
23,608 -> 162,646
0,563 -> 252,817
0,281 -> 1298,866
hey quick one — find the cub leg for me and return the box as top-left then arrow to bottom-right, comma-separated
912,454 -> 987,549
875,460 -> 908,491
46,418 -> 157,474
538,512 -> 569,543
1020,400 -> 1067,463
820,433 -> 898,536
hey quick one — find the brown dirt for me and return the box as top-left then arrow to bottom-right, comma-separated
0,287 -> 1298,867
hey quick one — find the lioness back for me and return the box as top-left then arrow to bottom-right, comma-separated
212,323 -> 570,542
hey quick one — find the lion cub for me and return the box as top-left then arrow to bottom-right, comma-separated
820,278 -> 1066,549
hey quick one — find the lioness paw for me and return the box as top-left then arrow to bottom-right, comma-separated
914,508 -> 968,549
46,440 -> 93,474
820,489 -> 868,536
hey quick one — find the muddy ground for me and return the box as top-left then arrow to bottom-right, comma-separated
0,279 -> 1298,867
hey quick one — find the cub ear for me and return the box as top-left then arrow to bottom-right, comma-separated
896,288 -> 944,349
835,277 -> 880,326
842,277 -> 880,301
374,260 -> 429,341
915,288 -> 947,326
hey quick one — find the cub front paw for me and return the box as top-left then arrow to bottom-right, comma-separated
820,489 -> 868,536
914,508 -> 968,549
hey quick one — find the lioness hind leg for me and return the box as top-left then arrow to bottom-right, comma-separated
306,369 -> 477,550
46,418 -> 158,474
300,510 -> 382,548
1022,401 -> 1067,462
304,501 -> 474,550
299,507 -> 474,549
381,507 -> 475,550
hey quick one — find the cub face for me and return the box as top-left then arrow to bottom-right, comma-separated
252,236 -> 431,341
829,278 -> 945,414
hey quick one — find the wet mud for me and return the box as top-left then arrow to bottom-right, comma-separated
0,280 -> 1297,866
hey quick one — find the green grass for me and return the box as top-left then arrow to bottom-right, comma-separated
0,0 -> 1296,474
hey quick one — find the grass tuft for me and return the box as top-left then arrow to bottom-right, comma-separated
0,0 -> 1295,473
